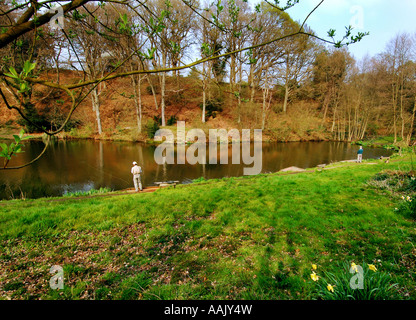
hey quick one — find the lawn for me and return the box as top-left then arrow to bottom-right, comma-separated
0,155 -> 415,300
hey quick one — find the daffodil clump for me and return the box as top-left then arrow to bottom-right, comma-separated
395,194 -> 416,220
309,261 -> 399,300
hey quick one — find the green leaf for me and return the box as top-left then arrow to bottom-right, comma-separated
7,67 -> 19,78
19,82 -> 28,92
327,29 -> 336,38
0,152 -> 11,160
121,13 -> 128,24
0,142 -> 8,151
23,60 -> 36,75
146,48 -> 156,60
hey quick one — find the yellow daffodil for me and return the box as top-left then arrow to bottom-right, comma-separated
368,264 -> 377,272
327,284 -> 335,293
310,272 -> 319,282
351,262 -> 358,273
312,264 -> 317,270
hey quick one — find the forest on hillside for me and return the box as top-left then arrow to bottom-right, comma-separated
0,0 -> 415,145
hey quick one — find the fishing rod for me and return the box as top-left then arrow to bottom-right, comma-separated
84,162 -> 132,187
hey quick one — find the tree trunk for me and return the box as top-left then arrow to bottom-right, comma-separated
249,63 -> 255,104
161,72 -> 166,126
236,59 -> 243,124
160,52 -> 167,127
283,84 -> 290,114
229,44 -> 236,93
392,84 -> 398,143
360,115 -> 369,140
202,85 -> 206,123
146,75 -> 159,110
400,84 -> 405,141
262,88 -> 267,130
138,75 -> 142,132
331,104 -> 337,133
92,87 -> 102,135
331,89 -> 339,133
202,61 -> 207,123
321,88 -> 331,125
131,74 -> 142,133
406,96 -> 416,145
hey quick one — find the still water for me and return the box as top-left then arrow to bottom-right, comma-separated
0,139 -> 393,200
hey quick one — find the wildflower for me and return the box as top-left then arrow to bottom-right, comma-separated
395,208 -> 399,211
402,195 -> 405,200
327,284 -> 335,293
406,196 -> 411,202
368,264 -> 377,272
312,264 -> 317,270
310,272 -> 319,282
351,262 -> 358,273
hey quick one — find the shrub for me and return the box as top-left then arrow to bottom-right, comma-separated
146,119 -> 160,139
62,118 -> 82,132
165,92 -> 185,106
166,115 -> 177,126
153,116 -> 162,125
146,84 -> 159,95
17,102 -> 49,133
309,261 -> 400,300
199,98 -> 223,119
5,119 -> 14,126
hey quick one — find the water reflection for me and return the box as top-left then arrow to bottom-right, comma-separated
0,139 -> 393,200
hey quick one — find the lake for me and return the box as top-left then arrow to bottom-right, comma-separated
0,139 -> 393,200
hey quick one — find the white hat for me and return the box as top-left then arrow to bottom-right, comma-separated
133,161 -> 137,165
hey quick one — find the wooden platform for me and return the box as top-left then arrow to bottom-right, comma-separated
154,180 -> 180,188
123,181 -> 180,194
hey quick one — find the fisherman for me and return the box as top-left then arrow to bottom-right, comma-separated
357,146 -> 364,163
131,161 -> 143,192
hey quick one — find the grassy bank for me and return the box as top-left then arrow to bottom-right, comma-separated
353,136 -> 404,151
1,156 -> 416,300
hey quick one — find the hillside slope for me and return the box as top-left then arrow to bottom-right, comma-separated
0,69 -> 336,142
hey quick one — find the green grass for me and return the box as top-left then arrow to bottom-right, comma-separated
354,136 -> 403,151
1,155 -> 416,300
63,187 -> 112,198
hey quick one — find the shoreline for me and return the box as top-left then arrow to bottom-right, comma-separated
0,125 -> 403,148
0,130 -> 391,146
0,155 -> 396,203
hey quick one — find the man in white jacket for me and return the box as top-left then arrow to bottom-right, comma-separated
131,161 -> 143,192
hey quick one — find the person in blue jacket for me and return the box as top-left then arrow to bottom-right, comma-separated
357,146 -> 364,163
